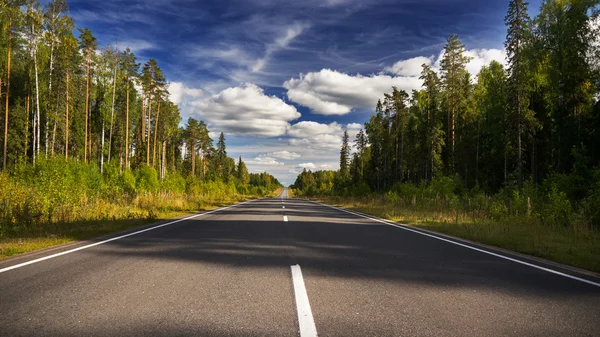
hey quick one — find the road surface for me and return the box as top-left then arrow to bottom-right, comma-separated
1,187 -> 599,336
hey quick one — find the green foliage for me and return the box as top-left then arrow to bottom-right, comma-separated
136,165 -> 159,193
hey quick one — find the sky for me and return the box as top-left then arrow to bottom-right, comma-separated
63,0 -> 543,186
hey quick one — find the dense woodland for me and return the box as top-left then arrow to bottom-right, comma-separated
0,0 -> 280,238
0,0 -> 281,186
293,0 -> 600,228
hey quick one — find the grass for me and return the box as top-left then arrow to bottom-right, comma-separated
0,190 -> 283,260
309,195 -> 600,274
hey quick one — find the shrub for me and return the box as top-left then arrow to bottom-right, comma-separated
136,165 -> 159,193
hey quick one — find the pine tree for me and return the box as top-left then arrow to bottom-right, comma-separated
340,130 -> 350,180
78,28 -> 96,163
354,129 -> 367,181
420,64 -> 443,180
237,156 -> 249,185
440,34 -> 471,173
505,0 -> 532,187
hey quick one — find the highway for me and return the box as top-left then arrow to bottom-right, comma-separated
1,187 -> 599,336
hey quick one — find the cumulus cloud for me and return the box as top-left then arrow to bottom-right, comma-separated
267,151 -> 301,160
383,56 -> 435,77
285,49 -> 506,115
387,49 -> 507,78
287,121 -> 361,151
168,82 -> 204,105
191,83 -> 301,137
246,154 -> 285,166
298,163 -> 317,170
288,121 -> 345,149
464,49 -> 508,77
284,69 -> 422,115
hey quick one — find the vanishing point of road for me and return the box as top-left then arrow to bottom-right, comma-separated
1,187 -> 599,336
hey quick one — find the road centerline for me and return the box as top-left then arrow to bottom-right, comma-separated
291,265 -> 318,337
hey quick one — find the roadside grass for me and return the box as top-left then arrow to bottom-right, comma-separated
311,196 -> 600,273
0,193 -> 269,259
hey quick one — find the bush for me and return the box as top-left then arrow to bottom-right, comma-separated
543,185 -> 572,227
136,165 -> 159,193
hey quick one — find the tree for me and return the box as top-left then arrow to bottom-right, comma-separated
78,28 -> 96,163
43,0 -> 68,156
354,129 -> 367,181
420,64 -> 444,180
216,132 -> 227,179
340,129 -> 350,180
505,0 -> 532,187
237,156 -> 249,185
1,1 -> 25,169
121,48 -> 138,169
440,34 -> 471,172
185,117 -> 199,176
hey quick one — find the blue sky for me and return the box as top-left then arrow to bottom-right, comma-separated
64,0 -> 543,185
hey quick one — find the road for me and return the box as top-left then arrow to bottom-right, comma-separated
1,187 -> 599,336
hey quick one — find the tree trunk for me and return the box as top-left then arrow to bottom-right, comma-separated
100,117 -> 104,173
125,78 -> 130,169
146,95 -> 152,165
140,91 -> 146,157
152,101 -> 160,167
25,85 -> 30,158
45,42 -> 55,157
191,141 -> 195,176
108,47 -> 118,163
3,18 -> 12,170
51,119 -> 56,156
84,54 -> 90,163
65,70 -> 69,159
34,37 -> 41,160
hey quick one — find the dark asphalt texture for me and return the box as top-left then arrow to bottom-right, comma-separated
1,187 -> 599,336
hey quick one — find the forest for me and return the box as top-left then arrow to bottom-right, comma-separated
0,0 -> 281,256
292,0 -> 600,271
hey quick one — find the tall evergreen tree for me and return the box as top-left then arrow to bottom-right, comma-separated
237,156 -> 249,185
340,129 -> 350,180
505,0 -> 532,187
440,34 -> 471,173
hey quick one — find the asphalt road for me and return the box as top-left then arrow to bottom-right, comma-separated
1,187 -> 599,336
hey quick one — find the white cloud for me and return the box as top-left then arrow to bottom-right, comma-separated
383,56 -> 434,77
267,151 -> 301,160
191,83 -> 301,137
119,39 -> 156,53
464,49 -> 507,77
168,82 -> 204,105
288,121 -> 345,149
298,163 -> 317,170
283,69 -> 422,115
286,121 -> 360,152
246,155 -> 284,166
284,49 -> 507,116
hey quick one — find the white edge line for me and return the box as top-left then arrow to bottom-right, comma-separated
310,200 -> 600,288
0,200 -> 255,274
291,264 -> 318,337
